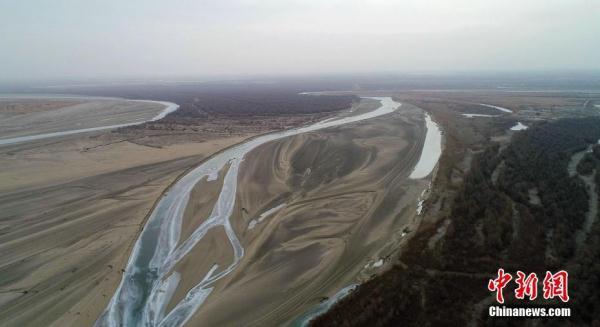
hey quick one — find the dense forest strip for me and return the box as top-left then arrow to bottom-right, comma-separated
313,117 -> 600,326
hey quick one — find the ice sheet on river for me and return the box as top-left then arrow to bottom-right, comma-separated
96,97 -> 401,327
0,99 -> 178,146
409,113 -> 442,179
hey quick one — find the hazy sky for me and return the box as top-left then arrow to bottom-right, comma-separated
1,0 -> 599,80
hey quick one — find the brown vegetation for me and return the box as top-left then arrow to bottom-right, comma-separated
112,87 -> 358,147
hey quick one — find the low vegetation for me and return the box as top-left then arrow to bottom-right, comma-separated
313,117 -> 600,326
88,84 -> 359,146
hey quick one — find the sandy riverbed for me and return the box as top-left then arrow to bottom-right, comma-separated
0,98 -> 253,327
175,100 -> 431,326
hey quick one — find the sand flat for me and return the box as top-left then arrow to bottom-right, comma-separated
0,99 -> 256,327
184,103 -> 431,326
0,98 -> 166,140
1,96 -> 437,326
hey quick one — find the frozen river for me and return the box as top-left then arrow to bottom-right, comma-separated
409,113 -> 442,179
462,103 -> 513,118
96,97 -> 402,327
479,103 -> 512,113
0,98 -> 178,146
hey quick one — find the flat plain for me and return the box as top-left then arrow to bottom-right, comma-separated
0,98 -> 254,326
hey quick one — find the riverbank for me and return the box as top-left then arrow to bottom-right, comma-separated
0,96 -> 271,327
0,132 -> 252,327
311,91 -> 600,326
0,96 -> 175,145
0,92 -> 363,327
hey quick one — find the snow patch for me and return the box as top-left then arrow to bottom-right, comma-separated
510,122 -> 528,131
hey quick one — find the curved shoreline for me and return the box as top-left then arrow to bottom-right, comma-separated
295,105 -> 444,326
409,112 -> 442,179
0,97 -> 179,146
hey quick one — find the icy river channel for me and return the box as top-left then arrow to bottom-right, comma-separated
96,97 -> 402,327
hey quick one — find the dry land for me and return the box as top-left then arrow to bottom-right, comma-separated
0,98 -> 256,326
5,90 -> 577,326
313,90 -> 600,326
172,100 -> 430,326
0,98 -> 165,140
0,94 -> 366,327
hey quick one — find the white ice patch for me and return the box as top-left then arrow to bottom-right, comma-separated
248,204 -> 286,230
416,181 -> 433,215
479,103 -> 513,113
293,284 -> 358,327
146,101 -> 180,121
364,258 -> 384,269
416,199 -> 425,215
248,220 -> 258,230
0,100 -> 179,146
462,113 -> 500,118
409,113 -> 442,179
510,122 -> 528,131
